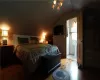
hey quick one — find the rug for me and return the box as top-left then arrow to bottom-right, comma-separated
45,59 -> 73,80
52,68 -> 70,80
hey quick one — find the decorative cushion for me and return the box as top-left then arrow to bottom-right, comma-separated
30,37 -> 39,44
18,37 -> 29,44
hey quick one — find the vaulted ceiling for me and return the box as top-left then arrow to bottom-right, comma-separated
0,0 -> 100,26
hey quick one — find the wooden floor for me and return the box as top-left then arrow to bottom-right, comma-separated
0,59 -> 100,80
61,59 -> 100,80
0,65 -> 24,80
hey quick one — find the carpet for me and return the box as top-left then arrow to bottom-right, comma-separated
45,59 -> 72,80
52,68 -> 70,80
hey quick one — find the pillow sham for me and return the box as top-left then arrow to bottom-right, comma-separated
17,37 -> 29,44
30,37 -> 39,44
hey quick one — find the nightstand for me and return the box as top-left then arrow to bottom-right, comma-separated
0,45 -> 14,68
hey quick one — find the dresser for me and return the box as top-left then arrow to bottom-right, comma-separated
0,45 -> 14,68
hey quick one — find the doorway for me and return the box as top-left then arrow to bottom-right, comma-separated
66,17 -> 77,61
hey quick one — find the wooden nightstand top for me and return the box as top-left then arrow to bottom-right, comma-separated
0,45 -> 14,47
0,45 -> 14,49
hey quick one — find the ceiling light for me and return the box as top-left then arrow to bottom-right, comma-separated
53,0 -> 57,4
57,6 -> 60,10
52,0 -> 63,10
52,4 -> 55,9
59,2 -> 63,6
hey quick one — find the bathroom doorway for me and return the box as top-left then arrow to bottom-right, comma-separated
66,17 -> 77,61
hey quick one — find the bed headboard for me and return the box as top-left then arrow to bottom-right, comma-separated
13,34 -> 39,46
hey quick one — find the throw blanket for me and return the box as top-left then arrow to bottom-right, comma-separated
15,44 -> 60,64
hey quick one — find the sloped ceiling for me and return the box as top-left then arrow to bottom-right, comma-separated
0,0 -> 100,34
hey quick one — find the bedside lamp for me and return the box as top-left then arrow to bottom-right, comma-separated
39,32 -> 47,43
0,24 -> 10,45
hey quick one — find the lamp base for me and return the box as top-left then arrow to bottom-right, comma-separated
2,40 -> 7,45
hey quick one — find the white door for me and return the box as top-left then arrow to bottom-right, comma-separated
77,12 -> 83,67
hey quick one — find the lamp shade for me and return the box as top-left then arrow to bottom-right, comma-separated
2,30 -> 8,36
0,23 -> 10,45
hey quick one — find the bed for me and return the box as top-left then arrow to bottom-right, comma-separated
13,34 -> 61,74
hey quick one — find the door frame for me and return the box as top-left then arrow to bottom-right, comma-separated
66,12 -> 84,67
77,12 -> 84,67
66,17 -> 77,57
